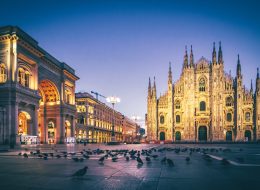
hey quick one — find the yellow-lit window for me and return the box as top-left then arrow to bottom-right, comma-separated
0,64 -> 7,83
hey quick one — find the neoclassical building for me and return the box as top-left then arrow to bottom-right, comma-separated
146,43 -> 260,142
0,26 -> 79,145
75,92 -> 139,143
76,92 -> 123,143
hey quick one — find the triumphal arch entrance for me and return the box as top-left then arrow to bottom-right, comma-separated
0,26 -> 79,145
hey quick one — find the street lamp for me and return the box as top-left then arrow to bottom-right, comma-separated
106,96 -> 120,144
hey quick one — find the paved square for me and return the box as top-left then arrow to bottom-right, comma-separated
0,144 -> 260,190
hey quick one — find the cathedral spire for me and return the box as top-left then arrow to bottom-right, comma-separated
148,77 -> 151,96
212,42 -> 217,64
183,46 -> 188,69
250,79 -> 253,94
153,76 -> 156,93
218,41 -> 223,64
190,45 -> 194,67
256,68 -> 260,93
168,62 -> 172,83
236,54 -> 241,77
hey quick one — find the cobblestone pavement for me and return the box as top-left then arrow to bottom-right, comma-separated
0,143 -> 260,190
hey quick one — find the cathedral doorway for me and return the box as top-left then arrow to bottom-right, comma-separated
175,131 -> 181,141
245,130 -> 251,141
226,131 -> 232,141
159,132 -> 165,141
198,126 -> 207,141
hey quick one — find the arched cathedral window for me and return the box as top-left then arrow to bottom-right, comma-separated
226,113 -> 232,122
176,115 -> 181,123
175,100 -> 180,109
200,101 -> 206,111
226,96 -> 233,107
0,63 -> 7,83
160,115 -> 164,124
245,112 -> 250,122
199,78 -> 206,92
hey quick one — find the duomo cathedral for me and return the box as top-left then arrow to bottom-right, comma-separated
146,43 -> 260,142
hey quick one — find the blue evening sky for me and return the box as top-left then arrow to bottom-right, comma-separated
1,0 -> 260,126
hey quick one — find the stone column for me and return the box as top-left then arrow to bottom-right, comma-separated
43,105 -> 47,143
33,106 -> 39,136
9,102 -> 18,148
56,113 -> 65,144
71,115 -> 75,138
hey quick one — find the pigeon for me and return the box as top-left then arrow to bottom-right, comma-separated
137,157 -> 143,165
83,154 -> 90,159
151,155 -> 158,159
72,166 -> 88,177
146,157 -> 151,162
72,157 -> 79,162
167,158 -> 174,167
56,155 -> 61,159
99,156 -> 105,163
112,157 -> 118,162
79,158 -> 84,162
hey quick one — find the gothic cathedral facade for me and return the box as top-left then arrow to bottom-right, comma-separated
146,43 -> 260,142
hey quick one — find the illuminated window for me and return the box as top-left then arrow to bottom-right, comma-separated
65,86 -> 72,104
176,115 -> 181,123
160,115 -> 164,124
226,96 -> 233,107
200,101 -> 206,111
0,64 -> 7,83
48,121 -> 55,139
25,71 -> 30,87
245,112 -> 250,122
175,100 -> 180,109
226,113 -> 232,122
199,78 -> 206,92
18,67 -> 31,88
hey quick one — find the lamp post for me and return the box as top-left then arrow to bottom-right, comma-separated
106,96 -> 120,144
131,116 -> 142,143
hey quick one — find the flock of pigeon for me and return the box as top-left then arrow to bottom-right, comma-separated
17,146 -> 242,177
